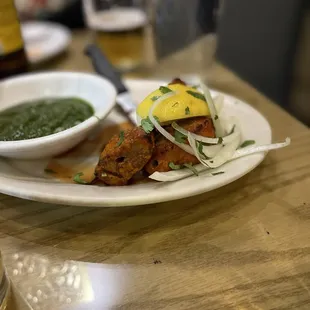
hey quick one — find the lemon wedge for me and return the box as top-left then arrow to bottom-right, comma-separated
136,84 -> 210,123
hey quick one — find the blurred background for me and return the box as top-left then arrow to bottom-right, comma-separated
14,0 -> 310,125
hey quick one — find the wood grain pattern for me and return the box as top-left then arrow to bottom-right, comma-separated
0,31 -> 309,310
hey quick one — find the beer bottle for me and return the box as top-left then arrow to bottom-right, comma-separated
0,0 -> 28,80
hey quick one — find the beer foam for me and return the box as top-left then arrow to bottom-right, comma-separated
88,7 -> 147,31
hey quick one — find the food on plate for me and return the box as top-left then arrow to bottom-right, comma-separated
0,97 -> 94,141
95,127 -> 155,186
82,78 -> 290,186
136,80 -> 210,124
145,116 -> 215,175
93,79 -> 213,185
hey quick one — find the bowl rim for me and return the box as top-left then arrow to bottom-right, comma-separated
0,71 -> 117,150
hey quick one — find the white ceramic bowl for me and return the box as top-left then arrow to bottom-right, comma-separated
0,72 -> 117,159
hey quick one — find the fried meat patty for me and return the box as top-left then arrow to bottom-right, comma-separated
144,116 -> 215,174
95,127 -> 155,185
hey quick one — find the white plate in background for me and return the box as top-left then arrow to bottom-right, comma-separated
21,21 -> 72,64
0,79 -> 272,207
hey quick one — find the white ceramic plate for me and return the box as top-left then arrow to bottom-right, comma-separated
0,79 -> 271,207
21,22 -> 72,64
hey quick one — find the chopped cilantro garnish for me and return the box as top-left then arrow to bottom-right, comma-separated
159,86 -> 172,94
185,106 -> 190,115
186,90 -> 206,101
151,95 -> 160,101
141,116 -> 159,133
116,131 -> 125,147
174,130 -> 187,144
183,163 -> 199,176
239,140 -> 255,148
141,118 -> 153,133
217,137 -> 223,144
191,85 -> 199,89
197,141 -> 208,160
73,172 -> 89,185
168,162 -> 182,170
214,115 -> 219,120
229,125 -> 236,135
211,171 -> 225,176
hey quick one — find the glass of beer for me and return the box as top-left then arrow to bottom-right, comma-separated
83,0 -> 149,72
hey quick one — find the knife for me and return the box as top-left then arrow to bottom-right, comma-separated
84,44 -> 137,125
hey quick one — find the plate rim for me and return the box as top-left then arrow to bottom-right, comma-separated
23,21 -> 72,64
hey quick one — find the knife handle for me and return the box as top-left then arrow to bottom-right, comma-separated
84,44 -> 128,94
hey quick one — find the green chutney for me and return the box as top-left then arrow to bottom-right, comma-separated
0,97 -> 94,141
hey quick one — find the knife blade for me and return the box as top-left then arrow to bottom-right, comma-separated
84,44 -> 137,125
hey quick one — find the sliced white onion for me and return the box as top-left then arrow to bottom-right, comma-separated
148,92 -> 194,155
149,164 -> 219,182
204,135 -> 241,168
187,132 -> 210,167
188,131 -> 241,168
192,88 -> 224,115
200,81 -> 225,137
214,95 -> 224,115
172,122 -> 239,145
232,137 -> 291,159
144,81 -> 291,183
201,144 -> 223,158
149,138 -> 291,182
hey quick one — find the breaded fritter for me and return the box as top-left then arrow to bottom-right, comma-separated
95,127 -> 155,186
144,116 -> 215,174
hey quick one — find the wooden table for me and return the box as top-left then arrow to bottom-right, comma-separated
1,30 -> 310,310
